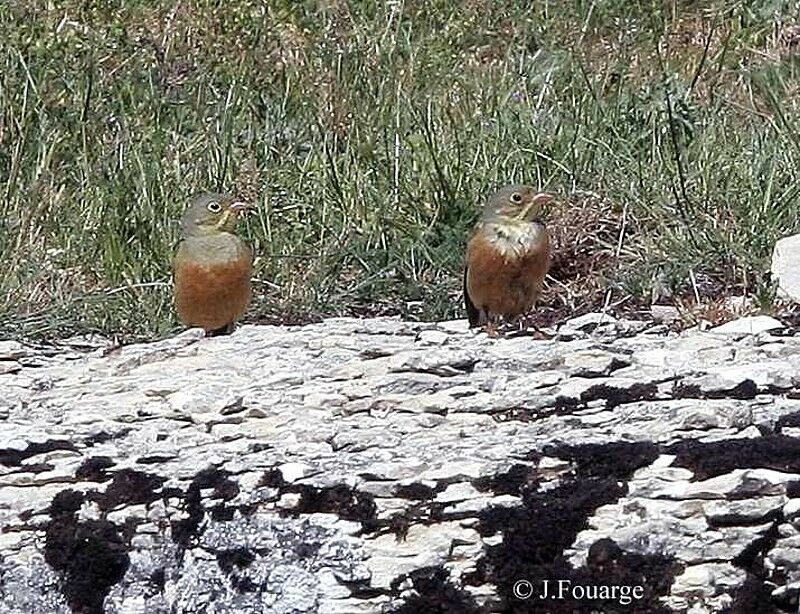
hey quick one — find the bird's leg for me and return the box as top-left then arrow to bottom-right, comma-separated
482,313 -> 505,338
530,326 -> 552,340
483,320 -> 500,338
511,312 -> 552,340
502,315 -> 528,338
206,322 -> 235,337
527,313 -> 553,340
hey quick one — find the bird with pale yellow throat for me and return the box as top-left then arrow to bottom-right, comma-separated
464,185 -> 553,336
173,193 -> 254,336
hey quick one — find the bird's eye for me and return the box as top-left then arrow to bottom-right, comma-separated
510,193 -> 522,204
206,201 -> 222,213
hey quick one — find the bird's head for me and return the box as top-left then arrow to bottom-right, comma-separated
180,193 -> 252,238
482,185 -> 554,225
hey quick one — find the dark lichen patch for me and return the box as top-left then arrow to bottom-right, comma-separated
732,521 -> 780,573
136,454 -> 178,464
775,412 -> 800,432
545,441 -> 659,481
380,501 -> 447,541
0,439 -> 78,467
549,383 -> 658,413
92,469 -> 166,510
553,395 -> 581,412
216,547 -> 256,573
669,436 -> 800,480
723,576 -> 782,614
706,508 -> 783,528
171,489 -> 204,548
14,461 -> 54,474
44,489 -> 130,614
472,442 -> 671,612
193,467 -> 240,500
83,429 -> 132,446
394,482 -> 438,500
391,566 -> 481,614
786,481 -> 800,497
148,567 -> 166,592
293,541 -> 322,560
473,463 -> 538,496
540,546 -> 681,614
360,347 -> 395,359
258,468 -> 286,488
75,456 -> 115,482
291,484 -> 378,531
477,498 -> 680,613
171,467 -> 239,548
771,584 -> 800,613
477,475 -> 625,558
248,442 -> 272,453
722,515 -> 787,612
49,489 -> 85,516
673,379 -> 758,400
231,575 -> 260,593
571,356 -> 631,378
580,382 -> 658,409
210,504 -> 236,521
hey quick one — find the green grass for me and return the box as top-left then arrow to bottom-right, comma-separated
1,0 -> 800,340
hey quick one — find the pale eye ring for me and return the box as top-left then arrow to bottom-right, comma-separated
207,201 -> 222,213
510,193 -> 522,204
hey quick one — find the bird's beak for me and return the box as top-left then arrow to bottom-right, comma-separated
214,200 -> 253,230
518,192 -> 555,221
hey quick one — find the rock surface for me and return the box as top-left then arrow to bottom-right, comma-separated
2,316 -> 800,613
772,233 -> 800,302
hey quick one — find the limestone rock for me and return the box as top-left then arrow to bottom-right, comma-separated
711,315 -> 784,335
772,233 -> 800,302
2,317 -> 800,612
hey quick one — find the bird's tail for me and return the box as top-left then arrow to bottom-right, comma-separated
463,268 -> 482,327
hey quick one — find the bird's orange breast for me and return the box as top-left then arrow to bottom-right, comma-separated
466,226 -> 550,318
173,254 -> 252,331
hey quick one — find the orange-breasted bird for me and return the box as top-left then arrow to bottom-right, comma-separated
464,185 -> 553,335
173,193 -> 253,336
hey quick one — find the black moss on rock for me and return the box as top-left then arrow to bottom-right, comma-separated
75,456 -> 115,482
391,566 -> 481,614
171,467 -> 239,548
723,576 -> 782,614
258,468 -> 286,488
44,489 -> 130,614
217,547 -> 256,573
669,436 -> 800,480
580,382 -> 658,409
95,468 -> 166,510
473,463 -> 538,496
544,441 -> 659,480
468,442 -> 678,613
775,411 -> 800,432
292,484 -> 378,531
0,439 -> 77,467
394,482 -> 438,500
673,379 -> 758,400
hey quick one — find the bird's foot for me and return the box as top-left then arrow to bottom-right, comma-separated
529,326 -> 554,340
483,322 -> 501,338
504,316 -> 553,340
